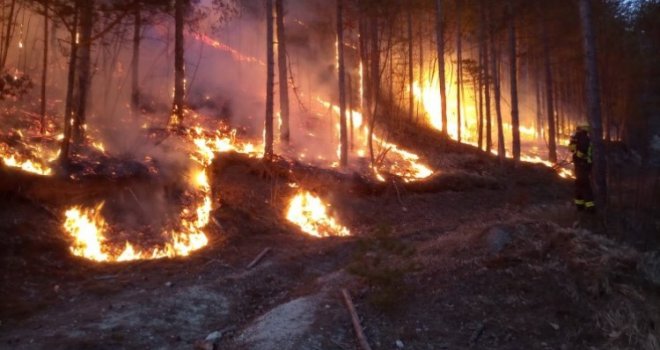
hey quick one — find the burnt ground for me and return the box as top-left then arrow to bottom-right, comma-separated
1,133 -> 660,350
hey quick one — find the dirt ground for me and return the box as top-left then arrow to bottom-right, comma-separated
1,132 -> 659,350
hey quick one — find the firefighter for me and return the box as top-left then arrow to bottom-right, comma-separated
569,125 -> 595,212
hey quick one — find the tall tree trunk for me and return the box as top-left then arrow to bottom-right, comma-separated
407,6 -> 414,122
337,0 -> 348,167
508,0 -> 520,161
0,0 -> 16,70
541,6 -> 557,163
535,68 -> 543,140
579,0 -> 607,202
358,17 -> 369,123
265,0 -> 275,160
59,7 -> 79,166
73,0 -> 93,144
434,0 -> 448,138
276,0 -> 290,143
455,0 -> 462,143
131,2 -> 141,113
483,3 -> 492,153
39,0 -> 48,135
477,33 -> 484,150
170,0 -> 185,127
367,16 -> 379,164
491,31 -> 505,161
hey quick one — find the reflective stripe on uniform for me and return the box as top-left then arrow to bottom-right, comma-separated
575,199 -> 586,205
585,201 -> 595,208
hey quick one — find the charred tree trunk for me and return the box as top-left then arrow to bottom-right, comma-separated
131,2 -> 141,113
456,0 -> 462,143
508,0 -> 520,161
276,0 -> 290,143
579,0 -> 607,202
435,0 -> 448,138
477,6 -> 485,149
367,16 -> 379,164
407,6 -> 414,122
0,0 -> 16,70
265,0 -> 275,160
73,0 -> 93,144
337,0 -> 348,167
39,0 -> 48,135
482,2 -> 492,153
491,33 -> 505,161
359,17 -> 370,123
541,7 -> 557,163
59,7 -> 79,166
170,0 -> 185,127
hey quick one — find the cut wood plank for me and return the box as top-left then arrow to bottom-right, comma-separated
246,247 -> 271,269
341,288 -> 372,350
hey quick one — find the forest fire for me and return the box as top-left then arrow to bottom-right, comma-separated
286,190 -> 350,238
63,169 -> 211,262
0,140 -> 57,176
189,126 -> 263,165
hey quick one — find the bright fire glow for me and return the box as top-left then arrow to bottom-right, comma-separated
0,143 -> 54,176
63,169 -> 211,262
286,190 -> 350,238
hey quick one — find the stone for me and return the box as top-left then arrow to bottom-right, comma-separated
484,226 -> 513,253
205,331 -> 222,342
396,340 -> 405,348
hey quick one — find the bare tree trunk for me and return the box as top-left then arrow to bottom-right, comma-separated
358,17 -> 370,123
535,65 -> 542,140
0,0 -> 16,70
337,0 -> 348,167
276,0 -> 290,143
367,16 -> 379,164
39,0 -> 48,135
579,0 -> 607,202
456,0 -> 462,143
407,6 -> 414,122
59,7 -> 79,166
508,0 -> 520,161
491,31 -> 505,161
265,0 -> 275,160
131,2 -> 141,113
483,3 -> 492,153
434,0 -> 448,138
73,0 -> 93,144
170,0 -> 185,127
541,6 -> 557,163
477,6 -> 485,150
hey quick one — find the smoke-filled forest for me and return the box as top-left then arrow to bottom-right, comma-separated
0,0 -> 659,349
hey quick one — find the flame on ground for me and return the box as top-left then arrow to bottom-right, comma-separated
286,190 -> 350,238
63,169 -> 211,262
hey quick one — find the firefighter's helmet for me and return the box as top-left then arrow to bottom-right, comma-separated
576,124 -> 590,132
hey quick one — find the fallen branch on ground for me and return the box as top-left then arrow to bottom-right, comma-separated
341,288 -> 372,350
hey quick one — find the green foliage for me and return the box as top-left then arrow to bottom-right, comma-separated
347,225 -> 418,313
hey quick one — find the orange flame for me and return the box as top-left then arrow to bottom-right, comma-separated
286,190 -> 350,237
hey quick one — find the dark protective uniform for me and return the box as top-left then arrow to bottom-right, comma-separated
569,129 -> 595,210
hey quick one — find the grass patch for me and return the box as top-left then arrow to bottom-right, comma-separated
347,226 -> 418,313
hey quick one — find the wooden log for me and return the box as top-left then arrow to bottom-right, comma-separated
246,247 -> 271,269
341,288 -> 372,350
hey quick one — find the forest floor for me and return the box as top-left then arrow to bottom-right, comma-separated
1,123 -> 660,350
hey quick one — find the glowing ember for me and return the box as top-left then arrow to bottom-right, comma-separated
286,190 -> 350,238
192,33 -> 265,66
373,135 -> 434,182
0,143 -> 54,176
189,127 -> 263,166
